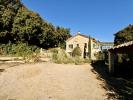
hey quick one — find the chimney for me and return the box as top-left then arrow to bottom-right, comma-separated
77,31 -> 81,35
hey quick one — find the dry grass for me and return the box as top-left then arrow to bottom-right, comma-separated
51,48 -> 91,65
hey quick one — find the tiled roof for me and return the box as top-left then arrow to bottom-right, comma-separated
77,34 -> 90,38
109,41 -> 133,51
66,33 -> 113,44
66,33 -> 90,42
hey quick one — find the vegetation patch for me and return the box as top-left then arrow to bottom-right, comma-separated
0,0 -> 71,49
51,48 -> 91,65
0,43 -> 40,62
72,46 -> 81,57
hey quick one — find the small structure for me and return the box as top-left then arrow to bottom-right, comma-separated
100,42 -> 114,50
108,41 -> 133,73
66,32 -> 113,60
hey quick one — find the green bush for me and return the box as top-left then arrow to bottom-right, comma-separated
72,46 -> 81,57
51,48 -> 91,64
0,42 -> 39,57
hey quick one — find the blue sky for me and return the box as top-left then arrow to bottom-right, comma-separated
22,0 -> 133,42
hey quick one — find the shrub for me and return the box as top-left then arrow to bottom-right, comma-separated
94,51 -> 104,60
72,46 -> 81,57
0,43 -> 39,56
73,56 -> 83,65
83,58 -> 92,63
24,53 -> 40,63
51,48 -> 91,64
50,48 -> 58,54
52,48 -> 73,64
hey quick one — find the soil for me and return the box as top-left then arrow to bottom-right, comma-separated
0,63 -> 107,100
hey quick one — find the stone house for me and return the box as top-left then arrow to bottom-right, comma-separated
66,32 -> 102,60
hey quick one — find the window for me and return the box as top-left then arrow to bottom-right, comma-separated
93,43 -> 99,49
69,44 -> 73,49
93,43 -> 96,48
84,43 -> 87,48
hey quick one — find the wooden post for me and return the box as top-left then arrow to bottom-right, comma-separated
108,51 -> 114,74
40,48 -> 43,56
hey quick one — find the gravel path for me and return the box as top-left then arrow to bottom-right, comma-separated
0,63 -> 107,100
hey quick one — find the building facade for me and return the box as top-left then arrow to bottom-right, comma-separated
100,42 -> 114,50
66,33 -> 102,60
66,32 -> 114,60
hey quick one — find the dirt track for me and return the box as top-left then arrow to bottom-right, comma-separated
0,63 -> 107,100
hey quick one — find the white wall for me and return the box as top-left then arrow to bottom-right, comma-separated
66,35 -> 89,58
90,40 -> 101,60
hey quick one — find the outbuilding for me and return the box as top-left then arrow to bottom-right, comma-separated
108,41 -> 133,74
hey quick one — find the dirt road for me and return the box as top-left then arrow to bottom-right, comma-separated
0,63 -> 107,100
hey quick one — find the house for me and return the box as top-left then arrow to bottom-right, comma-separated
66,32 -> 102,60
66,32 -> 114,60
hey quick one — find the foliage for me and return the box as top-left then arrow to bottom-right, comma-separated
114,24 -> 133,45
56,26 -> 71,48
0,42 -> 40,62
72,46 -> 81,57
114,25 -> 133,62
12,7 -> 44,45
73,56 -> 84,65
94,51 -> 103,60
0,0 -> 71,50
52,48 -> 73,64
0,42 -> 39,57
0,0 -> 21,43
50,48 -> 58,53
51,48 -> 91,64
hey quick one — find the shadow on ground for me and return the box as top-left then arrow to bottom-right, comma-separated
0,69 -> 5,72
0,69 -> 5,75
91,61 -> 133,100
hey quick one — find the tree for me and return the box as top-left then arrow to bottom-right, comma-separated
0,0 -> 21,43
12,7 -> 44,46
114,24 -> 133,45
0,0 -> 71,50
56,26 -> 71,48
41,23 -> 57,49
72,46 -> 81,57
114,24 -> 133,63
